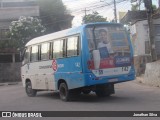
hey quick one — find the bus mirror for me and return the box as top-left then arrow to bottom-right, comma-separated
21,49 -> 26,62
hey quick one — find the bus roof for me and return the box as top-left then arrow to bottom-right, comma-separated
26,22 -> 122,46
26,25 -> 84,46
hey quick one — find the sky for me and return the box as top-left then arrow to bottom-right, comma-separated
62,0 -> 159,26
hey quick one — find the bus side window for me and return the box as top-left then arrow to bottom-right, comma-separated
67,36 -> 79,57
53,39 -> 64,59
41,43 -> 50,60
30,45 -> 39,62
49,42 -> 53,59
22,47 -> 30,65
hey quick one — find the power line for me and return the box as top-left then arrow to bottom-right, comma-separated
1,0 -> 129,28
31,0 -> 128,20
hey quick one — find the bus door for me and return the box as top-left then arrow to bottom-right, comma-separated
29,45 -> 48,89
39,42 -> 54,90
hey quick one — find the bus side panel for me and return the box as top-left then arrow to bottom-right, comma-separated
54,56 -> 85,90
21,60 -> 56,90
21,63 -> 37,89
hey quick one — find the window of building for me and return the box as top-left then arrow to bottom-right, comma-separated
67,36 -> 79,57
30,45 -> 38,62
0,54 -> 12,63
41,43 -> 50,60
53,40 -> 64,59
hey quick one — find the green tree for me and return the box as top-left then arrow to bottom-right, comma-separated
131,3 -> 139,11
8,16 -> 46,49
37,0 -> 72,33
152,4 -> 157,10
82,11 -> 106,24
131,0 -> 157,11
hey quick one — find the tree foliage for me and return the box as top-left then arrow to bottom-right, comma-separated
8,16 -> 46,49
82,11 -> 106,24
37,0 -> 71,33
131,0 -> 157,11
131,3 -> 139,11
152,5 -> 157,10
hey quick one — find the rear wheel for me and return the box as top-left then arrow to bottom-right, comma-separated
82,90 -> 91,95
59,83 -> 70,101
95,84 -> 114,97
25,81 -> 37,97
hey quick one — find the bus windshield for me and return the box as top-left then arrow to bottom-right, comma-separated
86,24 -> 132,70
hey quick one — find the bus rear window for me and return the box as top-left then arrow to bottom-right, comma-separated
86,25 -> 130,56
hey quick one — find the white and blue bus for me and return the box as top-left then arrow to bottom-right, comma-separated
21,22 -> 135,101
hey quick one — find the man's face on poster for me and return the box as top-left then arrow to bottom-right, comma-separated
99,30 -> 109,44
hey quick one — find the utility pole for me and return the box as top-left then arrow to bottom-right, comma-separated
84,8 -> 87,17
0,0 -> 3,8
84,8 -> 90,17
144,0 -> 157,61
83,8 -> 89,24
138,0 -> 142,10
113,0 -> 117,23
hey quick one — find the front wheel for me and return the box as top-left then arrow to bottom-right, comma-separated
25,81 -> 37,97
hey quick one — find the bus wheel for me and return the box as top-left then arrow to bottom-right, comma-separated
95,90 -> 108,97
82,90 -> 91,95
25,81 -> 37,97
59,83 -> 70,101
95,84 -> 114,97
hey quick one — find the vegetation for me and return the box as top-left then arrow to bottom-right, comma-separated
131,3 -> 139,11
8,16 -> 46,49
131,0 -> 157,11
152,5 -> 157,10
82,11 -> 107,24
37,0 -> 71,33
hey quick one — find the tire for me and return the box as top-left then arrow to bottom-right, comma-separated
25,81 -> 37,97
82,90 -> 91,95
59,83 -> 70,101
95,84 -> 114,97
70,88 -> 81,96
95,90 -> 109,97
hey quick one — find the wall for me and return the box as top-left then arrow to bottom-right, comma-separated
153,18 -> 160,59
0,6 -> 39,20
153,18 -> 160,24
0,62 -> 21,82
0,0 -> 26,2
134,55 -> 152,76
133,20 -> 148,56
130,19 -> 160,58
144,61 -> 160,87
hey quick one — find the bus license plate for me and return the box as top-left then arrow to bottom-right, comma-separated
108,78 -> 118,82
